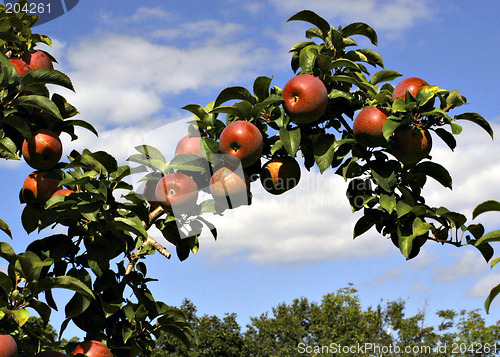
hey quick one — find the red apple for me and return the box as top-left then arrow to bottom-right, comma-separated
390,125 -> 432,165
260,156 -> 301,195
352,107 -> 389,147
22,129 -> 63,170
155,173 -> 198,213
8,58 -> 31,76
22,50 -> 53,69
34,351 -> 66,356
21,171 -> 60,207
175,135 -> 203,157
210,166 -> 250,209
392,77 -> 429,100
72,340 -> 112,357
219,120 -> 263,168
282,74 -> 328,124
0,334 -> 17,357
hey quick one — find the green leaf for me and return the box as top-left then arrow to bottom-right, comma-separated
353,213 -> 377,238
253,76 -> 273,102
0,218 -> 12,238
299,44 -> 320,73
433,128 -> 456,151
11,95 -> 62,119
313,134 -> 336,174
485,283 -> 500,314
63,120 -> 99,137
169,154 -> 207,173
1,116 -> 32,139
182,104 -> 208,121
20,68 -> 75,91
454,112 -> 494,139
287,10 -> 331,37
341,22 -> 378,45
473,200 -> 500,219
135,145 -> 165,163
213,86 -> 256,108
11,309 -> 29,327
412,217 -> 432,236
474,229 -> 500,246
279,127 -> 301,158
107,216 -> 148,240
29,276 -> 95,299
22,205 -> 41,234
395,201 -> 412,218
444,89 -> 467,111
414,161 -> 452,189
379,194 -> 396,214
0,135 -> 19,160
370,70 -> 402,85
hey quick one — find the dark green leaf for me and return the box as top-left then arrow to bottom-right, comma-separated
414,161 -> 452,189
286,10 -> 331,37
474,229 -> 500,246
213,86 -> 256,108
433,128 -> 456,151
29,276 -> 95,299
253,76 -> 273,102
341,22 -> 378,45
370,70 -> 402,85
455,112 -> 494,139
0,218 -> 12,238
473,200 -> 500,219
20,68 -> 75,91
485,283 -> 500,314
11,94 -> 62,119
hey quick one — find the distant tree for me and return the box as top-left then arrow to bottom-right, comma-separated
154,287 -> 500,357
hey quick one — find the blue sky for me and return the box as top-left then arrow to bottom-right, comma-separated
2,0 -> 500,339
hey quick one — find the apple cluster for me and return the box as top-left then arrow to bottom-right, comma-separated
353,77 -> 433,165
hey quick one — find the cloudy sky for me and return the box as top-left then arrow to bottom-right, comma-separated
2,0 -> 500,338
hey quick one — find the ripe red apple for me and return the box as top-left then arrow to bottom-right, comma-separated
282,74 -> 328,124
21,171 -> 60,207
22,50 -> 53,69
210,166 -> 250,209
392,77 -> 429,100
8,58 -> 31,76
155,173 -> 199,213
0,334 -> 18,357
34,351 -> 66,356
22,129 -> 63,170
72,340 -> 112,357
219,120 -> 263,168
390,125 -> 432,165
260,156 -> 301,195
352,107 -> 389,147
175,135 -> 203,157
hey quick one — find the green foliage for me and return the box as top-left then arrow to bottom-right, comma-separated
0,3 -> 499,356
153,287 -> 500,356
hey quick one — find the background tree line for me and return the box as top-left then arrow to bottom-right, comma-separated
152,286 -> 500,356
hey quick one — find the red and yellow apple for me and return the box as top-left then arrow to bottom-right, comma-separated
282,74 -> 328,124
8,58 -> 31,76
22,129 -> 63,170
392,77 -> 429,100
72,340 -> 112,357
21,171 -> 60,206
0,334 -> 18,357
352,107 -> 389,147
390,125 -> 432,165
260,156 -> 301,195
155,173 -> 198,213
210,166 -> 250,209
22,50 -> 53,70
219,120 -> 263,168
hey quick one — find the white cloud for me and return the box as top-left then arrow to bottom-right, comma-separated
433,249 -> 490,283
60,28 -> 272,126
469,272 -> 500,300
269,0 -> 435,32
